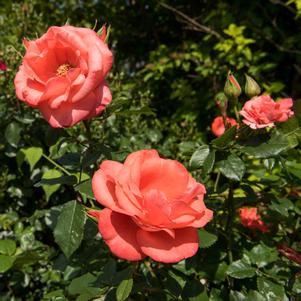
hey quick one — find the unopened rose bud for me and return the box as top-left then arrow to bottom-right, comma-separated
215,92 -> 228,116
245,74 -> 261,98
224,71 -> 241,98
277,244 -> 301,266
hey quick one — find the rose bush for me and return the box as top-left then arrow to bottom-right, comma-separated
240,95 -> 294,129
14,25 -> 113,128
211,116 -> 237,137
91,149 -> 213,263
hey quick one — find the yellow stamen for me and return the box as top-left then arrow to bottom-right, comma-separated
56,63 -> 71,76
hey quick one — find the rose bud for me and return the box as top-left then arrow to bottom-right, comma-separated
245,74 -> 261,98
277,244 -> 301,266
224,71 -> 241,98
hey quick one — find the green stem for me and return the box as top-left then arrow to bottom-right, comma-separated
83,120 -> 92,145
42,154 -> 72,176
234,103 -> 240,122
225,183 -> 234,264
214,172 -> 221,192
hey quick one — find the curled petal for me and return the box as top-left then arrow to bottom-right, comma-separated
136,227 -> 199,263
97,209 -> 145,261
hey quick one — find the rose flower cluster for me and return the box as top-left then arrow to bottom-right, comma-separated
14,26 -> 294,263
14,25 -> 214,263
211,72 -> 294,137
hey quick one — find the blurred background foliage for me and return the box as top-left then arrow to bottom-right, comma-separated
1,0 -> 301,300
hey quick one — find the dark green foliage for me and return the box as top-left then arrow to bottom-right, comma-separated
1,1 -> 301,300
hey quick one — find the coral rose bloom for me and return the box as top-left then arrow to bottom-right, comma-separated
239,207 -> 268,233
14,25 -> 113,128
211,116 -> 237,137
91,149 -> 213,263
240,95 -> 294,129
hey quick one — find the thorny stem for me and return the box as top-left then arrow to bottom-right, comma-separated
42,153 -> 71,176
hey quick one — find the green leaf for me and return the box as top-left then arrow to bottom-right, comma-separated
13,250 -> 44,268
278,116 -> 299,134
5,122 -> 21,147
189,145 -> 210,170
99,258 -> 117,285
0,254 -> 15,273
0,239 -> 16,255
74,180 -> 94,199
241,134 -> 289,158
36,175 -> 77,186
269,198 -> 294,217
57,152 -> 80,167
182,279 -> 208,301
229,291 -> 246,301
214,262 -> 228,282
212,126 -> 237,149
54,200 -> 86,258
293,278 -> 301,294
165,271 -> 183,297
43,289 -> 67,301
246,290 -> 266,301
42,169 -> 63,201
257,278 -> 285,301
226,259 -> 256,279
198,229 -> 218,248
112,267 -> 133,286
209,289 -> 223,301
202,150 -> 216,175
248,244 -> 278,268
21,147 -> 43,171
218,154 -> 245,181
116,278 -> 133,301
68,273 -> 99,298
263,158 -> 275,172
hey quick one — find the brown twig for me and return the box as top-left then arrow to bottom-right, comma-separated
159,2 -> 224,41
268,0 -> 297,14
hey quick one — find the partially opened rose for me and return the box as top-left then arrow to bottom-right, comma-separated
90,149 -> 213,263
211,116 -> 237,137
240,95 -> 294,129
14,25 -> 113,128
239,207 -> 268,233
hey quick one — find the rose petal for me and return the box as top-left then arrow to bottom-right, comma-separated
100,160 -> 123,179
140,158 -> 189,200
137,227 -> 199,263
97,209 -> 145,261
38,90 -> 99,127
92,169 -> 126,214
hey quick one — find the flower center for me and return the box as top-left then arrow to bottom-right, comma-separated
56,63 -> 71,76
